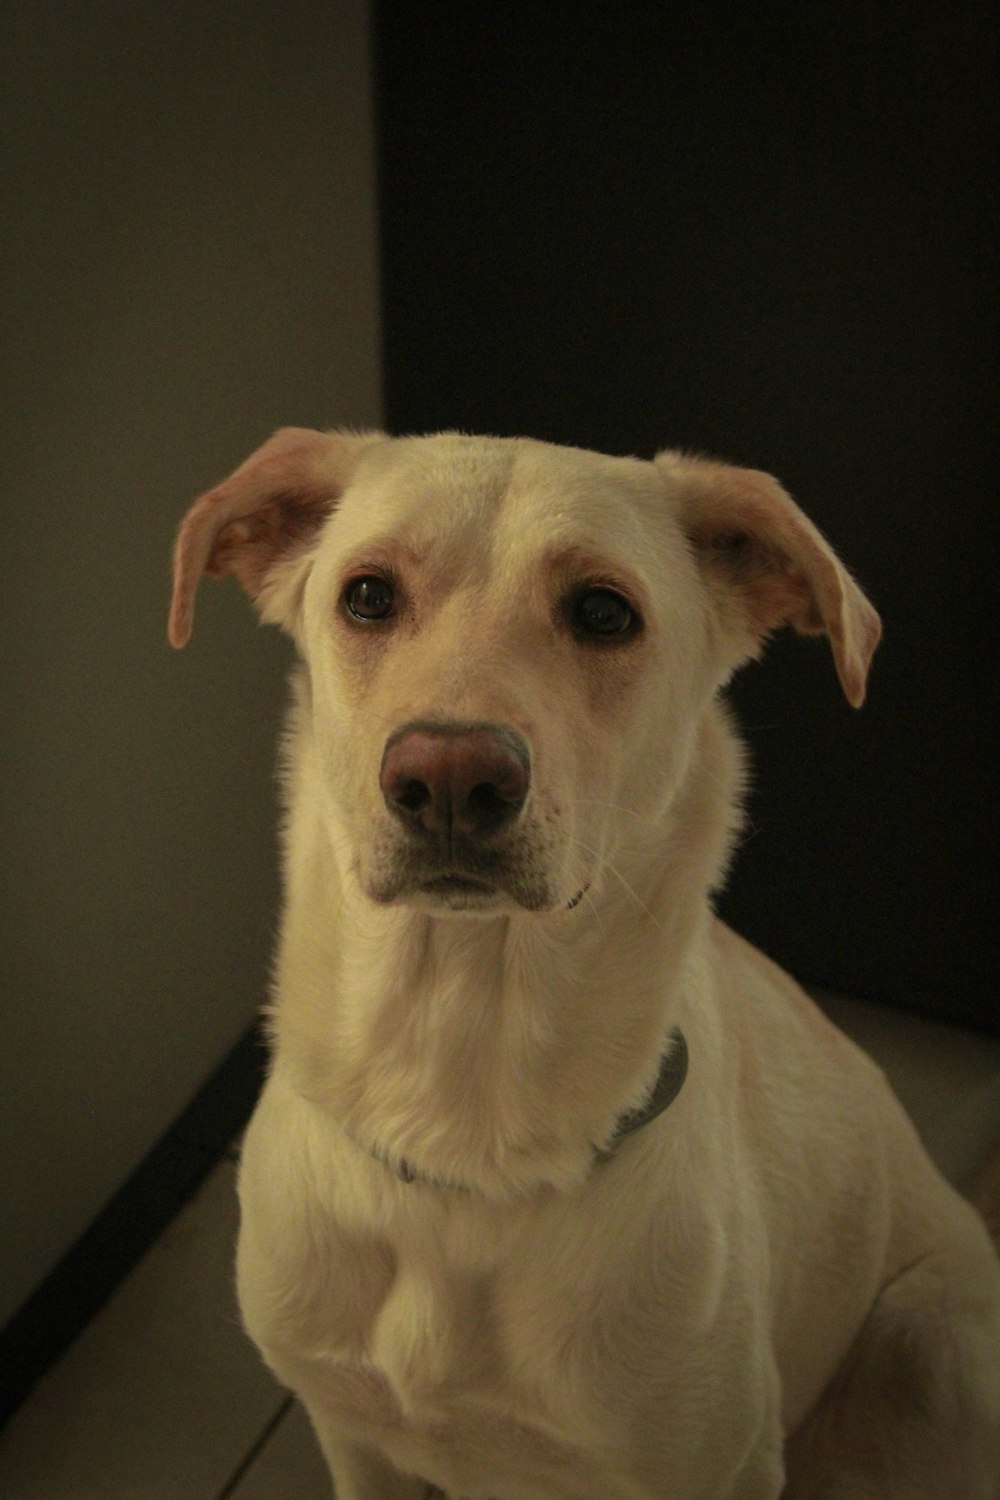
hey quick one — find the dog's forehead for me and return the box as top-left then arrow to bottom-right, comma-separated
336,433 -> 674,573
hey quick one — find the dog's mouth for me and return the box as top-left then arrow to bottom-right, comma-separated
365,813 -> 572,914
407,870 -> 510,913
420,872 -> 497,898
367,849 -> 555,914
379,869 -> 588,917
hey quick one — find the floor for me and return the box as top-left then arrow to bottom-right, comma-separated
1,993 -> 998,1499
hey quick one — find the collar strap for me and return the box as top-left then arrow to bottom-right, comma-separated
594,1026 -> 688,1161
370,1026 -> 689,1191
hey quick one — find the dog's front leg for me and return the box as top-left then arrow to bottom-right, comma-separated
301,1408 -> 434,1500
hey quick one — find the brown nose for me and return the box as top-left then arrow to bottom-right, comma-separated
380,723 -> 530,840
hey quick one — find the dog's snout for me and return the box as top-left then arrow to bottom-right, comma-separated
380,724 -> 530,840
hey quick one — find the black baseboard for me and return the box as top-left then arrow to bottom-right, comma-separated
0,1024 -> 268,1428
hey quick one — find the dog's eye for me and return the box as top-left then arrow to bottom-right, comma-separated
571,588 -> 638,641
344,575 -> 396,622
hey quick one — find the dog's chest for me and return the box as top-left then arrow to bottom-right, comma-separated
283,1232 -> 605,1496
363,1244 -> 504,1406
239,1080 -> 654,1492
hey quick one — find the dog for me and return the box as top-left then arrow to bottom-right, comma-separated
170,428 -> 1000,1498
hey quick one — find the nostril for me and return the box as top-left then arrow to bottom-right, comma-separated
396,779 -> 430,813
468,781 -> 514,824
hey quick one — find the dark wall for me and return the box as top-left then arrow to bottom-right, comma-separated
373,3 -> 997,1032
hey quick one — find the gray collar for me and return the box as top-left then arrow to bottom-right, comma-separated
595,1026 -> 689,1161
370,1027 -> 689,1191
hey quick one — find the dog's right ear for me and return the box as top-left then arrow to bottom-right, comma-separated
168,427 -> 379,647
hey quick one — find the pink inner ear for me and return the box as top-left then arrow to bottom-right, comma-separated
204,519 -> 253,577
695,522 -> 817,636
168,427 -> 377,648
707,530 -> 752,557
661,450 -> 881,706
205,489 -> 334,594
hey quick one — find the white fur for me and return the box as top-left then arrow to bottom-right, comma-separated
172,431 -> 1000,1498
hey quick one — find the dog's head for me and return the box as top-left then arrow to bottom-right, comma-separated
170,429 -> 880,917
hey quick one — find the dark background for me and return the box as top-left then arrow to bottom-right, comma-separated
373,2 -> 997,1032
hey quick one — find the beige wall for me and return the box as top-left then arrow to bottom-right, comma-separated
1,1 -> 381,1326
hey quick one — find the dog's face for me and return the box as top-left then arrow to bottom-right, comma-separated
298,435 -> 718,915
169,429 -> 880,918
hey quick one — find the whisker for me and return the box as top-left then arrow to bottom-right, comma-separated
568,796 -> 649,823
579,884 -> 606,937
603,863 -> 666,936
567,834 -> 666,937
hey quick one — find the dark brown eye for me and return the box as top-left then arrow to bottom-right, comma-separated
571,588 -> 638,640
344,574 -> 395,622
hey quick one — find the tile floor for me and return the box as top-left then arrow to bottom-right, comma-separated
1,993 -> 998,1499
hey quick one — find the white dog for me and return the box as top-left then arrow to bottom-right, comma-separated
171,429 -> 1000,1499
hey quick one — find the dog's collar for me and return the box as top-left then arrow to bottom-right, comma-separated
368,1027 -> 689,1192
595,1026 -> 689,1160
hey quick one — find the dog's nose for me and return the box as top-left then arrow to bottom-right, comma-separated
380,724 -> 530,839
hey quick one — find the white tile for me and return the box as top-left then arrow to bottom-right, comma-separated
227,1400 -> 333,1500
0,1159 -> 286,1499
814,991 -> 1000,1189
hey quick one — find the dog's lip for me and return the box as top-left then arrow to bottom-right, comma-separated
419,873 -> 496,895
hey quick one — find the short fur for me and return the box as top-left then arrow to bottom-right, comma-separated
171,430 -> 1000,1498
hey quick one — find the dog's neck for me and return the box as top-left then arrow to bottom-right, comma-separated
270,694 -> 743,1199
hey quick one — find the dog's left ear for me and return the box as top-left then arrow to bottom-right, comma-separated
168,426 -> 379,648
656,451 -> 882,707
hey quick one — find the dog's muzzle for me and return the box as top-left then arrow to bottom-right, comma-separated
372,720 -> 541,909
